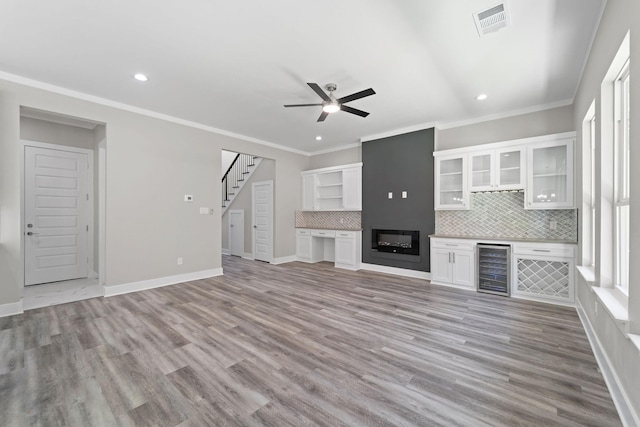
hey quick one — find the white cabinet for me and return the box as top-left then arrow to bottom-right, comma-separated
302,174 -> 315,210
430,238 -> 475,289
469,147 -> 524,192
526,138 -> 574,209
296,229 -> 322,262
335,230 -> 362,271
435,154 -> 469,210
301,163 -> 362,211
512,243 -> 575,304
296,228 -> 361,270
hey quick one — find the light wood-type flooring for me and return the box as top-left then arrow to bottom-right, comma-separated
0,256 -> 621,426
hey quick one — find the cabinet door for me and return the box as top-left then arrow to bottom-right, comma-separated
302,174 -> 315,210
526,139 -> 574,209
495,147 -> 524,190
431,248 -> 453,283
335,237 -> 355,266
469,151 -> 494,191
296,234 -> 312,260
513,255 -> 574,303
451,250 -> 475,288
342,167 -> 362,210
435,154 -> 468,210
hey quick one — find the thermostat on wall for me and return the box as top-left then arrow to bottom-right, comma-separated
184,195 -> 193,202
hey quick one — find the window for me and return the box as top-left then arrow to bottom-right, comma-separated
582,103 -> 596,268
614,59 -> 630,294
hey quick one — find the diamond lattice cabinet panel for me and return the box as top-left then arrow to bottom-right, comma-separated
436,192 -> 577,240
517,259 -> 570,298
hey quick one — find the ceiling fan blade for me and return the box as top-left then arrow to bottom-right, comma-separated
307,83 -> 332,102
317,111 -> 329,122
337,88 -> 376,104
284,103 -> 323,107
340,105 -> 369,118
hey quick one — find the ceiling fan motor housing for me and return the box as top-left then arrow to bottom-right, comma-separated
325,83 -> 337,92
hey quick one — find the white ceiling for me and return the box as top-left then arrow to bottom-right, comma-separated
0,0 -> 604,154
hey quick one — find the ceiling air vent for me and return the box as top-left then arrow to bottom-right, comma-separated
473,3 -> 509,37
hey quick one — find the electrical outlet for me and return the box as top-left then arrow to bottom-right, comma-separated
549,220 -> 557,230
177,257 -> 183,265
340,218 -> 345,224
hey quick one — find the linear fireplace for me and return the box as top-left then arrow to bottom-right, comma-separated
371,229 -> 419,255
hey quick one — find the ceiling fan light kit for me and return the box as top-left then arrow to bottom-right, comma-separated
284,82 -> 376,122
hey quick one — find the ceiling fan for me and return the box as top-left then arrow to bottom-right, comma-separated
284,83 -> 376,122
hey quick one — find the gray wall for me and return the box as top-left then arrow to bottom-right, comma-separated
308,146 -> 361,169
221,158 -> 276,255
437,104 -> 574,151
362,128 -> 435,272
0,77 -> 309,307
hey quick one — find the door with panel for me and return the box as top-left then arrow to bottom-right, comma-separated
24,146 -> 90,286
252,181 -> 273,262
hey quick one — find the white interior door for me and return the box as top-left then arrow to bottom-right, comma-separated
229,210 -> 244,257
24,146 -> 89,286
252,181 -> 273,262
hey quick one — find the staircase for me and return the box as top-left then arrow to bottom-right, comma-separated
221,153 -> 262,215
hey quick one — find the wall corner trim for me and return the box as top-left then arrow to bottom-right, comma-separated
0,300 -> 25,318
575,299 -> 640,426
103,269 -> 223,297
360,263 -> 431,280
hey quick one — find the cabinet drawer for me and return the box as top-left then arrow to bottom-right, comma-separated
431,239 -> 475,251
336,231 -> 355,239
311,230 -> 336,238
296,229 -> 310,236
513,244 -> 575,258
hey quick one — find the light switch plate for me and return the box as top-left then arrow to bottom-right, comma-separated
402,191 -> 407,198
388,192 -> 393,199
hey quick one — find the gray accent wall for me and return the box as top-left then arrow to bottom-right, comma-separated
362,128 -> 435,272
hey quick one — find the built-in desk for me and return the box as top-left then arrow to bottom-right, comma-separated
295,228 -> 362,271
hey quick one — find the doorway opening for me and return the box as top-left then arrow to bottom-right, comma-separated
20,107 -> 106,309
220,150 -> 274,262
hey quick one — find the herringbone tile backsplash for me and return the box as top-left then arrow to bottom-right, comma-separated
295,211 -> 362,230
436,192 -> 577,241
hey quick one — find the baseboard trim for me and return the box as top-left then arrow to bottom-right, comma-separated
360,263 -> 431,280
0,300 -> 24,318
103,268 -> 223,297
576,299 -> 639,427
271,255 -> 297,265
221,248 -> 230,255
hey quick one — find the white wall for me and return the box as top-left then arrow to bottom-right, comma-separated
0,77 -> 309,307
436,104 -> 575,150
572,0 -> 640,422
221,150 -> 237,178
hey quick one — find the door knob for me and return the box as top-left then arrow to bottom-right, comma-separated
27,224 -> 33,228
253,225 -> 257,228
26,231 -> 39,236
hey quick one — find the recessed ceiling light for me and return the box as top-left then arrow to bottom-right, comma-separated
134,73 -> 148,82
315,136 -> 322,141
476,93 -> 488,101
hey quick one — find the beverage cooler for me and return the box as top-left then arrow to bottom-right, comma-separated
477,244 -> 511,296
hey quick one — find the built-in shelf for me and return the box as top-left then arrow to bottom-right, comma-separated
533,173 -> 567,178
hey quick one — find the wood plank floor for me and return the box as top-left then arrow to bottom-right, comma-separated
0,256 -> 621,426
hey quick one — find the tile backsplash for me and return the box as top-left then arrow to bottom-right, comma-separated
435,192 -> 577,241
295,211 -> 361,230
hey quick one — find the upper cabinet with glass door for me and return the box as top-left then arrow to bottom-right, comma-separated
469,148 -> 524,192
435,153 -> 469,209
525,139 -> 574,209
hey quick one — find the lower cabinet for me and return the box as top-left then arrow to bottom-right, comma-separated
512,243 -> 575,304
296,228 -> 361,270
430,239 -> 475,289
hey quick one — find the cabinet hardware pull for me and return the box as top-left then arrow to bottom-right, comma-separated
533,249 -> 551,252
452,252 -> 455,263
445,244 -> 458,247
